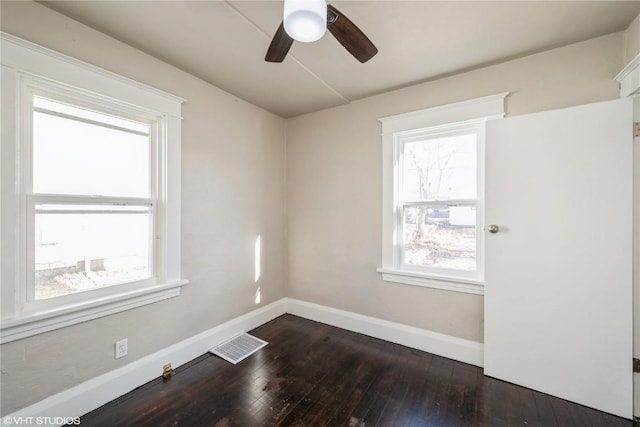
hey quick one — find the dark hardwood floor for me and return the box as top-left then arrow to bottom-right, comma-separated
79,314 -> 633,426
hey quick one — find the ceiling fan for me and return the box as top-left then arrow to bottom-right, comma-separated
265,0 -> 378,63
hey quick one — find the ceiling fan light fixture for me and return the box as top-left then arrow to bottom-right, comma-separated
283,0 -> 327,43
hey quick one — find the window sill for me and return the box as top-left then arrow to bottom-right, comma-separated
377,268 -> 484,295
0,280 -> 188,343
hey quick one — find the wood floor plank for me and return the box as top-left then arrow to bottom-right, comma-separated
492,377 -> 529,426
357,343 -> 405,426
371,347 -> 414,427
293,332 -> 373,425
549,397 -> 578,427
533,389 -> 558,426
271,327 -> 356,425
470,365 -> 493,426
341,339 -> 402,426
440,360 -> 479,426
391,348 -> 434,426
324,334 -> 389,426
414,354 -> 453,425
77,315 -> 634,427
514,385 -> 541,427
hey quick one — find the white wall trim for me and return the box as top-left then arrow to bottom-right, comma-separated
0,32 -> 185,117
284,298 -> 484,367
2,299 -> 288,426
615,52 -> 640,97
377,268 -> 484,295
379,92 -> 508,135
379,93 -> 507,294
0,281 -> 187,344
3,297 -> 483,426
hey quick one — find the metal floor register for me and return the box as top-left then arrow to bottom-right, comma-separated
209,333 -> 268,364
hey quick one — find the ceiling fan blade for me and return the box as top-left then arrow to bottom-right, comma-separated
265,22 -> 294,62
326,4 -> 378,63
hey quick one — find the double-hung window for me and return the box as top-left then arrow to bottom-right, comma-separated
28,90 -> 158,305
1,33 -> 186,342
378,93 -> 507,294
398,122 -> 482,277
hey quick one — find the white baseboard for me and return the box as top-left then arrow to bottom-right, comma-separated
284,298 -> 484,367
2,299 -> 287,427
4,297 -> 484,426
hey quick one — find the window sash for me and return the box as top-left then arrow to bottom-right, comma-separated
398,128 -> 479,204
24,195 -> 158,311
17,81 -> 163,314
29,90 -> 157,199
392,123 -> 485,282
396,200 -> 481,279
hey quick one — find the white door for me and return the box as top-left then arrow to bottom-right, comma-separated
484,98 -> 633,418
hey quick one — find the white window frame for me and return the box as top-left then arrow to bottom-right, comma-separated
25,79 -> 161,311
378,93 -> 508,295
396,121 -> 484,280
1,33 -> 187,343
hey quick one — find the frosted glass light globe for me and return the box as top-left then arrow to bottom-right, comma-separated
283,0 -> 327,43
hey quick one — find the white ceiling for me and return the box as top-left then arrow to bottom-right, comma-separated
41,1 -> 640,118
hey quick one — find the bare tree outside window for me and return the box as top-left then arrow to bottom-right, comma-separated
401,133 -> 477,271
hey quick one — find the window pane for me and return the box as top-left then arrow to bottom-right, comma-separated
34,204 -> 152,300
402,205 -> 476,271
32,96 -> 151,197
402,133 -> 476,201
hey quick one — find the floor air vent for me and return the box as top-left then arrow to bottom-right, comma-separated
209,333 -> 268,364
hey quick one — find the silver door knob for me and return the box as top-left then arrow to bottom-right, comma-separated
487,224 -> 499,234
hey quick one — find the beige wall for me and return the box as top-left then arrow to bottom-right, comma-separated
0,1 -> 287,414
624,13 -> 640,64
286,31 -> 624,343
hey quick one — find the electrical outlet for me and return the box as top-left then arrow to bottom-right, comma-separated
115,338 -> 128,359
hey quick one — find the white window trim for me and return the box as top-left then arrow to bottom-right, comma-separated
1,32 -> 188,343
378,93 -> 508,295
